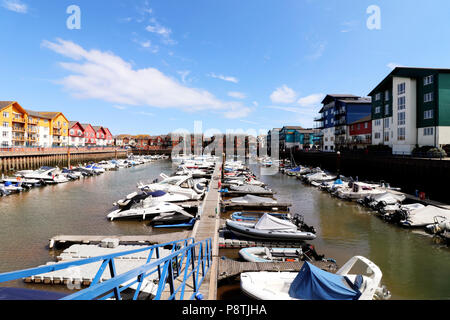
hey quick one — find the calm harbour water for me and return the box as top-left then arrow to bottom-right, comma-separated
0,160 -> 449,299
218,163 -> 450,300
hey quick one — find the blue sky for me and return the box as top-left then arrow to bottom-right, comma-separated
1,0 -> 450,136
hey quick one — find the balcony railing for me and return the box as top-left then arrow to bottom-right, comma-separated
12,127 -> 25,132
12,117 -> 26,123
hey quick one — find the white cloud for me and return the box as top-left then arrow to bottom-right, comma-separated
146,18 -> 177,45
112,105 -> 127,110
177,70 -> 191,83
2,0 -> 27,13
42,39 -> 252,119
297,93 -> 325,107
208,73 -> 239,84
228,91 -> 246,99
270,85 -> 297,104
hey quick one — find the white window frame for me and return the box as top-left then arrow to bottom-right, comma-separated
398,96 -> 406,110
398,127 -> 406,141
398,83 -> 406,95
424,92 -> 434,103
424,75 -> 434,86
398,112 -> 406,126
385,91 -> 389,101
375,106 -> 381,114
375,93 -> 381,101
424,110 -> 434,120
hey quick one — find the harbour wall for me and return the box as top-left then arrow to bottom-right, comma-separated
284,151 -> 450,204
0,148 -> 128,174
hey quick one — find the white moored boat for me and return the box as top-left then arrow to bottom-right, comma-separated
241,256 -> 391,300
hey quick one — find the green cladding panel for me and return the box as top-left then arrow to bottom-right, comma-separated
438,73 -> 450,126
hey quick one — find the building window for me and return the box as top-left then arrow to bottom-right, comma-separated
375,93 -> 381,101
384,118 -> 390,129
364,122 -> 368,129
398,96 -> 406,110
385,91 -> 389,101
424,127 -> 434,136
424,92 -> 434,103
398,112 -> 406,126
375,106 -> 381,114
3,112 -> 9,118
385,104 -> 389,115
374,119 -> 381,126
424,110 -> 434,119
384,131 -> 389,142
424,75 -> 434,85
2,131 -> 7,137
70,129 -> 74,135
398,83 -> 406,95
374,132 -> 381,139
3,122 -> 8,128
398,127 -> 406,141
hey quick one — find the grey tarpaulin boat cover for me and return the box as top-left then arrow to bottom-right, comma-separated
402,205 -> 450,227
254,214 -> 297,231
230,195 -> 277,204
229,185 -> 269,193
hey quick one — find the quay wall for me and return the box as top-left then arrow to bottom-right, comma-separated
131,149 -> 172,156
285,151 -> 450,204
0,148 -> 128,174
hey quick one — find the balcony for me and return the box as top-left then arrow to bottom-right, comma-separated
12,127 -> 26,132
12,117 -> 26,123
28,127 -> 38,133
314,115 -> 325,122
28,119 -> 38,125
12,136 -> 26,142
53,129 -> 62,136
335,128 -> 347,135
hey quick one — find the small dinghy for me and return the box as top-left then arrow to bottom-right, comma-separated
226,214 -> 316,241
239,244 -> 331,263
241,256 -> 391,300
151,217 -> 197,228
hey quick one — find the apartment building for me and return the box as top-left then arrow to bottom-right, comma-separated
369,67 -> 450,154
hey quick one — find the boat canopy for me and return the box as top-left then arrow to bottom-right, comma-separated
403,205 -> 450,227
334,179 -> 344,185
230,195 -> 277,204
230,185 -> 268,193
288,262 -> 361,300
254,214 -> 297,231
148,190 -> 166,197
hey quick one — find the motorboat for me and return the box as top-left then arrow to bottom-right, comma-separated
19,166 -> 69,184
228,185 -> 272,193
358,192 -> 406,210
84,164 -> 106,174
240,256 -> 391,300
113,190 -> 190,208
62,168 -> 82,180
231,211 -> 291,222
97,160 -> 118,171
335,182 -> 386,201
107,198 -> 191,221
0,181 -> 24,194
400,205 -> 450,228
150,212 -> 196,227
305,172 -> 337,184
382,203 -> 425,224
226,214 -> 317,241
138,174 -> 206,200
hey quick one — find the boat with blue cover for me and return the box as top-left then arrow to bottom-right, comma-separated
240,256 -> 391,300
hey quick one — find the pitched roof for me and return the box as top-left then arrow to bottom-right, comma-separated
350,115 -> 372,125
368,66 -> 450,96
0,101 -> 15,110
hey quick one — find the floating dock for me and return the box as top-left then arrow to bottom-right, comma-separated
218,259 -> 337,280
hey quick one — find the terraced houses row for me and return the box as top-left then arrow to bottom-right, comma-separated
313,67 -> 450,155
0,101 -> 114,148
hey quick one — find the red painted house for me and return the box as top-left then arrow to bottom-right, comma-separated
349,115 -> 372,149
81,124 -> 97,145
104,128 -> 114,146
69,121 -> 86,147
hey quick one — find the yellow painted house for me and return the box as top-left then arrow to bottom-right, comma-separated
0,101 -> 70,147
0,101 -> 28,147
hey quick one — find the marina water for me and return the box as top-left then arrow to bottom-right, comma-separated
0,160 -> 449,299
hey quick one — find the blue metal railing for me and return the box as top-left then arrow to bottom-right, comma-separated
0,237 -> 212,300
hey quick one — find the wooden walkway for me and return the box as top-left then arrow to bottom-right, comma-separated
189,162 -> 222,300
218,259 -> 338,280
